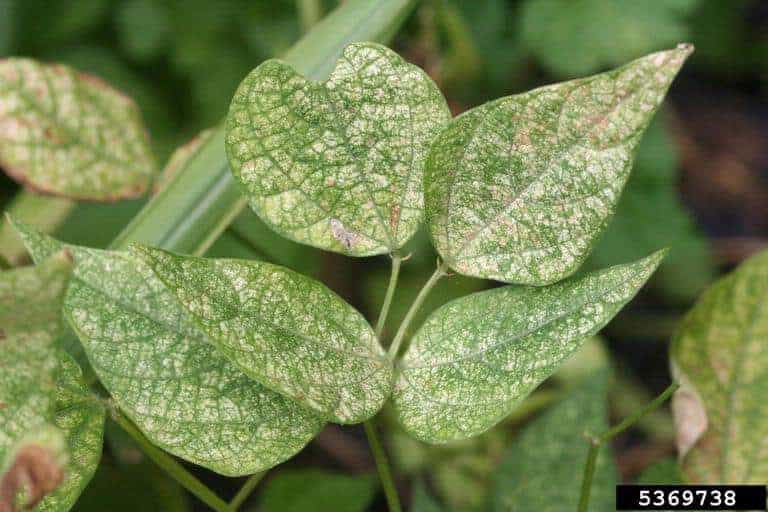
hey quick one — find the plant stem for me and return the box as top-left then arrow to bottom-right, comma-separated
387,260 -> 448,359
229,472 -> 266,511
111,411 -> 231,512
577,382 -> 679,512
363,420 -> 402,512
375,252 -> 403,338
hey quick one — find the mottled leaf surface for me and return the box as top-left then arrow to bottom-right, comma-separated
226,42 -> 450,256
393,252 -> 663,443
11,220 -> 323,476
492,371 -> 616,512
0,253 -> 105,511
136,246 -> 392,424
671,249 -> 768,483
0,58 -> 156,200
425,46 -> 690,285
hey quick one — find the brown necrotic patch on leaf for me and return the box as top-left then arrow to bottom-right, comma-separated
0,58 -> 157,201
0,444 -> 63,512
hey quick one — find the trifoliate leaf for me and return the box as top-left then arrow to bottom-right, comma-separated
520,0 -> 698,77
225,42 -> 450,256
258,469 -> 375,512
392,251 -> 664,443
135,246 -> 392,424
0,252 -> 105,511
425,45 -> 691,285
671,249 -> 768,483
10,220 -> 323,476
0,58 -> 156,200
492,370 -> 617,512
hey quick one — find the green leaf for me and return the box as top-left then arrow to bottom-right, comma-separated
671,249 -> 768,483
492,371 -> 617,512
638,458 -> 683,484
0,58 -> 157,200
134,245 -> 392,424
520,0 -> 698,77
411,481 -> 444,512
0,252 -> 105,511
225,42 -> 450,256
10,219 -> 324,476
425,45 -> 691,285
392,251 -> 664,443
258,469 -> 376,512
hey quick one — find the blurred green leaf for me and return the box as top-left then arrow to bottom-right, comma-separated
16,0 -> 110,49
520,0 -> 699,77
0,0 -> 15,56
76,460 -> 190,512
671,249 -> 768,483
638,458 -> 683,484
589,116 -> 715,302
412,481 -> 443,512
115,0 -> 171,62
492,370 -> 616,512
257,469 -> 375,512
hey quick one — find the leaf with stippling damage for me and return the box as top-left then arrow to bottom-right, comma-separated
671,249 -> 768,484
225,42 -> 450,256
0,253 -> 105,511
425,45 -> 691,285
392,251 -> 663,443
10,219 -> 323,476
492,370 -> 617,512
135,245 -> 392,424
0,58 -> 156,200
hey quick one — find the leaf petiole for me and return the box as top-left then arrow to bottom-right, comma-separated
387,259 -> 449,359
375,252 -> 403,339
577,381 -> 679,512
228,471 -> 266,511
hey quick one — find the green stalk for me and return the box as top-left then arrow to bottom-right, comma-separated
0,191 -> 75,265
111,411 -> 231,512
387,260 -> 448,359
577,382 -> 679,512
297,0 -> 323,33
375,252 -> 403,338
109,0 -> 419,256
228,472 -> 266,511
364,420 -> 402,512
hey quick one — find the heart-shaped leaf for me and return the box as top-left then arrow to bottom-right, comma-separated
135,246 -> 392,424
671,249 -> 768,483
225,42 -> 450,256
0,252 -> 106,511
11,220 -> 324,476
392,251 -> 664,443
492,370 -> 616,511
0,58 -> 156,200
425,45 -> 691,285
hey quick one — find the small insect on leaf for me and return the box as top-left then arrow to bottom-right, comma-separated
10,218 -> 322,476
225,42 -> 451,256
0,59 -> 157,201
425,44 -> 692,285
392,251 -> 664,443
671,249 -> 768,484
134,245 -> 393,424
